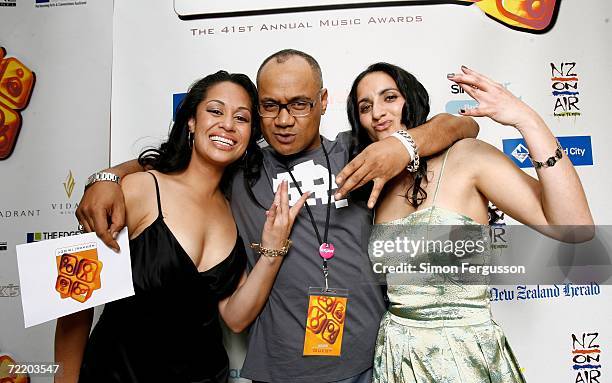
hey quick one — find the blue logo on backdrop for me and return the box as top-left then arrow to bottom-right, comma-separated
444,100 -> 478,115
502,136 -> 593,168
173,93 -> 187,121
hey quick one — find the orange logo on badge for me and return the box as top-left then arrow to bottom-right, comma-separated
0,47 -> 35,160
55,247 -> 102,303
303,294 -> 348,356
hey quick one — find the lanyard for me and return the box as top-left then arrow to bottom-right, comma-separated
282,137 -> 334,290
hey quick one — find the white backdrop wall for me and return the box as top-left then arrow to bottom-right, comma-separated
0,0 -> 610,382
0,0 -> 112,382
110,1 -> 611,382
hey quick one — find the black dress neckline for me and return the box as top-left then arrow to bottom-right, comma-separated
133,214 -> 240,276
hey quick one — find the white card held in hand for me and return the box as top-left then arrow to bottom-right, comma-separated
16,229 -> 134,328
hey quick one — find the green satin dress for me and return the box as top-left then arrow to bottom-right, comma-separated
369,149 -> 526,383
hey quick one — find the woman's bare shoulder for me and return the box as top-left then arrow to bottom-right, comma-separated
122,171 -> 157,199
449,138 -> 502,162
121,172 -> 160,236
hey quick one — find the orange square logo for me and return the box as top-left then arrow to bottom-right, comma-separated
55,246 -> 102,303
0,57 -> 35,110
0,47 -> 35,161
0,354 -> 30,383
0,103 -> 21,159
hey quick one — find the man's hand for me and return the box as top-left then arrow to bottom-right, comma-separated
335,112 -> 478,208
335,136 -> 409,209
75,181 -> 126,252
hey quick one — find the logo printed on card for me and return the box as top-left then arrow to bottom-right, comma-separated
55,242 -> 102,303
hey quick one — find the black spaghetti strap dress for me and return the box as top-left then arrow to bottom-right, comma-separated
79,173 -> 246,383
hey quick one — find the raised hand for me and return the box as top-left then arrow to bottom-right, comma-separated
261,180 -> 310,250
449,66 -> 541,131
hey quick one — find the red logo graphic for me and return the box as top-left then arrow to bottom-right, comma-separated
0,48 -> 35,160
0,354 -> 30,383
469,0 -> 559,32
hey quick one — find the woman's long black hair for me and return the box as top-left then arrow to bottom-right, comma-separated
347,62 -> 430,207
138,70 -> 263,198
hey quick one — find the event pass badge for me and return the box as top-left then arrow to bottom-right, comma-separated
303,286 -> 348,356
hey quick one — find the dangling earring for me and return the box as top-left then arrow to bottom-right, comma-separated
187,130 -> 194,149
242,149 -> 248,161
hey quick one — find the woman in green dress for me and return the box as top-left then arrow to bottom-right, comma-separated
346,63 -> 594,382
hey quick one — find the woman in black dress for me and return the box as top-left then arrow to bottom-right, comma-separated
54,71 -> 309,383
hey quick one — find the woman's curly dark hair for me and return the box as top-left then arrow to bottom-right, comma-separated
347,62 -> 430,207
138,70 -> 263,197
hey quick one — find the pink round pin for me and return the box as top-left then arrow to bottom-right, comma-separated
319,243 -> 335,260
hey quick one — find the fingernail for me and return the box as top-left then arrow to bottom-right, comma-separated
336,177 -> 343,184
112,232 -> 118,240
113,247 -> 120,254
334,193 -> 341,200
447,73 -> 455,79
461,65 -> 469,70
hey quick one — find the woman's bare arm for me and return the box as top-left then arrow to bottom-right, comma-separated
218,181 -> 309,332
451,67 -> 593,241
54,309 -> 93,383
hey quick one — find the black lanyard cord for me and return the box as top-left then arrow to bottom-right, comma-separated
282,136 -> 333,271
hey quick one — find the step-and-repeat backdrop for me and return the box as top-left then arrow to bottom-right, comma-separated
2,1 -> 611,382
0,0 -> 112,382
